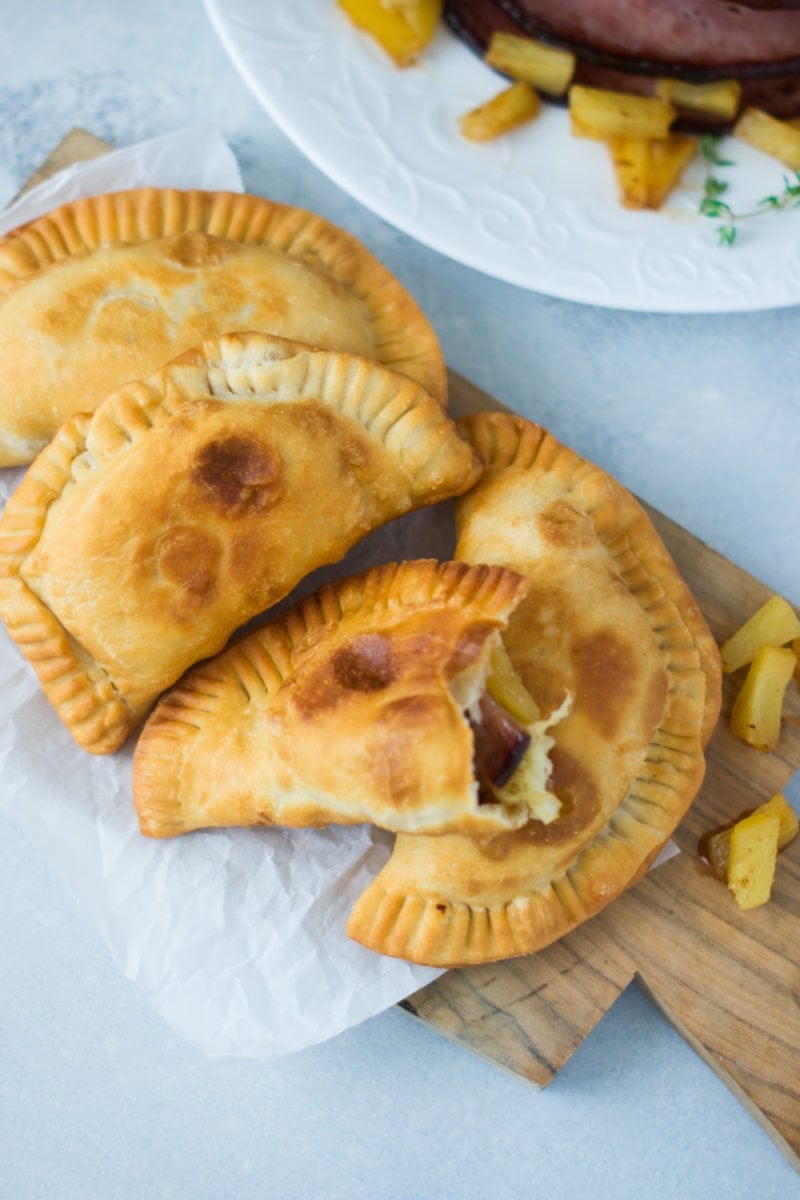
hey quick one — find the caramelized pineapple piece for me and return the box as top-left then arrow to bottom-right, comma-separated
700,824 -> 733,883
485,31 -> 575,96
459,81 -> 541,142
734,107 -> 800,170
728,810 -> 780,909
729,644 -> 797,751
761,792 -> 800,850
380,0 -> 438,38
338,0 -> 442,68
720,594 -> 800,673
655,77 -> 742,122
569,85 -> 675,141
700,792 -> 798,882
607,134 -> 697,209
486,639 -> 540,726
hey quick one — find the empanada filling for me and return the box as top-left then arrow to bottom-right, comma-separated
460,635 -> 569,826
469,693 -> 532,794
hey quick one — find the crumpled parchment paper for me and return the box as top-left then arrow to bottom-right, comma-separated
0,125 -> 446,1058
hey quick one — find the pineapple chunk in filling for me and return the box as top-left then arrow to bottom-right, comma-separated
457,634 -> 569,825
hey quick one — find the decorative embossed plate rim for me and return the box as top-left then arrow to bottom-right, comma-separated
204,0 -> 800,312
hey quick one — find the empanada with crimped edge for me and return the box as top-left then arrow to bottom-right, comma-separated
346,413 -> 722,966
0,187 -> 446,465
0,333 -> 480,754
133,559 -> 569,837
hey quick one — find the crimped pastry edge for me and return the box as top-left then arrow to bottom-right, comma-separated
0,187 -> 447,404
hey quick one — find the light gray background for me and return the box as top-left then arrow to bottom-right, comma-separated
1,2 -> 799,1197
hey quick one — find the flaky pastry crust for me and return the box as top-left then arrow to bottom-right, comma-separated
347,413 -> 722,966
0,333 -> 480,753
132,560 -> 536,838
0,188 -> 447,464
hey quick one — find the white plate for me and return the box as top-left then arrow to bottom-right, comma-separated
204,0 -> 800,312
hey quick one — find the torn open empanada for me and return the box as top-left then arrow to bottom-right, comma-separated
0,333 -> 480,753
133,560 -> 568,837
0,187 -> 446,464
347,413 -> 723,966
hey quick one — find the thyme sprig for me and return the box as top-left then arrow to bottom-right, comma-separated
699,135 -> 800,246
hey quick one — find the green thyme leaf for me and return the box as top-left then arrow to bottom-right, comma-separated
698,140 -> 800,246
699,136 -> 735,168
704,178 -> 729,199
700,198 -> 733,219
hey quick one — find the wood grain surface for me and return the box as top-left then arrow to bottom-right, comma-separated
14,130 -> 800,1172
11,127 -> 111,203
404,370 -> 800,1171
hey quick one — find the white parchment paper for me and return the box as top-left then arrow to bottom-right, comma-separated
0,124 -> 243,235
0,126 -> 444,1058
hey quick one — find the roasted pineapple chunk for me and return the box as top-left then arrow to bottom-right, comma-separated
761,792 -> 800,850
486,639 -> 540,726
381,0 -> 429,22
734,107 -> 800,170
459,81 -> 541,142
700,824 -> 733,882
485,31 -> 575,96
569,85 -> 676,141
720,594 -> 800,673
727,809 -> 780,909
338,0 -> 442,68
607,134 -> 697,209
655,77 -> 742,122
700,792 -> 798,882
729,644 -> 797,751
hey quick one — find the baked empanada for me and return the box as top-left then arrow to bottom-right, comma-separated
347,413 -> 723,966
133,560 -> 568,838
0,187 -> 446,465
0,333 -> 480,754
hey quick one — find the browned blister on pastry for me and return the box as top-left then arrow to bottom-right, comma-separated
133,559 -> 571,838
0,333 -> 480,753
0,188 -> 446,465
347,412 -> 722,966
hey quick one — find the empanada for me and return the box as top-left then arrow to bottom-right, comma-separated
0,187 -> 446,465
133,560 -> 568,838
0,333 -> 480,754
347,413 -> 723,966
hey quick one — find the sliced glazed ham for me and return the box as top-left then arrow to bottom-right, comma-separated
722,1 -> 800,10
445,0 -> 800,124
502,0 -> 800,71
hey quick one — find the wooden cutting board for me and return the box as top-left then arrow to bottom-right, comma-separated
14,129 -> 800,1171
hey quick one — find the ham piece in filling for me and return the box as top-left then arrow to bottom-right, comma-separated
468,691 -> 532,801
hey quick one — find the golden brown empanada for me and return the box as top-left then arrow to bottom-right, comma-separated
0,187 -> 446,465
347,413 -> 723,966
0,333 -> 480,754
132,559 -> 569,838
